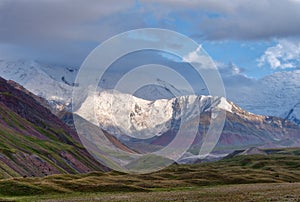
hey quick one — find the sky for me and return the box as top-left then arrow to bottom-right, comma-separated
0,0 -> 300,79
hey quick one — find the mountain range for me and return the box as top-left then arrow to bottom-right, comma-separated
226,69 -> 300,126
0,59 -> 299,125
75,90 -> 300,164
0,59 -> 299,174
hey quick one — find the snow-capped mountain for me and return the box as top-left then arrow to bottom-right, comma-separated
1,59 -> 299,164
0,59 -> 188,113
75,90 -> 231,140
1,59 -> 299,127
0,60 -> 77,111
75,89 -> 300,164
133,79 -> 190,101
97,67 -> 300,126
227,69 -> 300,125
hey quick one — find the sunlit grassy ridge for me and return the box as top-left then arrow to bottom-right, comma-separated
0,77 -> 106,178
0,103 -> 105,178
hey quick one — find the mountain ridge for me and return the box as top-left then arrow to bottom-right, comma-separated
75,89 -> 300,164
1,59 -> 299,125
0,59 -> 299,171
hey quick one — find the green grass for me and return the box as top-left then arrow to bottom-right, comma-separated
1,147 -> 300,201
0,102 -> 107,178
1,100 -> 300,199
1,183 -> 300,202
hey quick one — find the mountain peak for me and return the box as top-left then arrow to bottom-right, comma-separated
75,90 -> 235,140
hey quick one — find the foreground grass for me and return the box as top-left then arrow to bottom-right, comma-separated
1,148 -> 300,201
2,183 -> 300,201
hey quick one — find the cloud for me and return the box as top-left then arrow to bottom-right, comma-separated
0,0 -> 140,65
0,0 -> 135,42
182,45 -> 207,64
141,0 -> 300,40
258,39 -> 300,69
217,62 -> 244,76
182,46 -> 245,77
1,0 -> 300,65
1,0 -> 300,45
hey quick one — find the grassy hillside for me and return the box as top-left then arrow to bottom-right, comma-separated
0,77 -> 107,178
0,147 -> 300,201
0,103 -> 105,178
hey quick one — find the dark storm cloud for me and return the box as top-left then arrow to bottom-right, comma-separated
0,0 -> 136,43
141,0 -> 300,40
1,0 -> 300,65
0,0 -> 139,65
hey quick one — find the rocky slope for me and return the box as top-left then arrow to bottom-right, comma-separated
283,103 -> 300,125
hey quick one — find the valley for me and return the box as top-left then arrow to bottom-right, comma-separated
1,147 -> 300,201
1,1 -> 300,201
